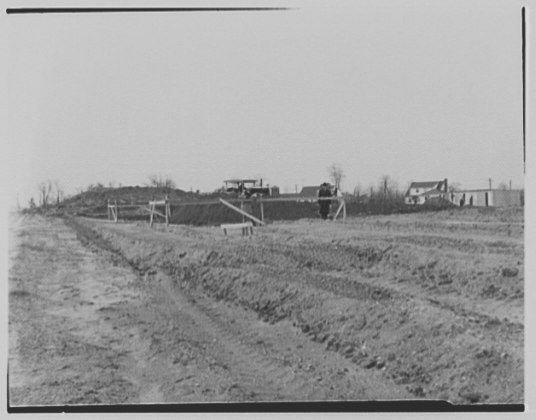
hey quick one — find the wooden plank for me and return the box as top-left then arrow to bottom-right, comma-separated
109,203 -> 157,208
152,209 -> 167,219
149,200 -> 167,206
219,198 -> 265,226
260,202 -> 264,222
333,200 -> 345,221
221,222 -> 254,230
167,196 -> 340,205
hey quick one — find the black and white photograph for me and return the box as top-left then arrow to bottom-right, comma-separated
4,0 -> 531,412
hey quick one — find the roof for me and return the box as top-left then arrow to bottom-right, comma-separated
299,186 -> 320,197
419,188 -> 446,196
454,189 -> 522,193
409,181 -> 442,189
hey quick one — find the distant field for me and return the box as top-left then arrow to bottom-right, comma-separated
9,207 -> 523,405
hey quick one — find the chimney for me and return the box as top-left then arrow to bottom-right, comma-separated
443,178 -> 448,193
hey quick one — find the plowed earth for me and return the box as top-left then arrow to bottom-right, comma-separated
8,208 -> 523,406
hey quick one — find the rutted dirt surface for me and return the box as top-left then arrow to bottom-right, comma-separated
8,208 -> 523,405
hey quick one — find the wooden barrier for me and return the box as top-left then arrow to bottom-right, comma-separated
149,196 -> 171,227
221,222 -> 254,236
107,200 -> 118,222
105,195 -> 346,224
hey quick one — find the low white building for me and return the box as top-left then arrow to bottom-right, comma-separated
449,189 -> 522,207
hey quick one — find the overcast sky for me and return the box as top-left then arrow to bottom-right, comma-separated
6,0 -> 527,204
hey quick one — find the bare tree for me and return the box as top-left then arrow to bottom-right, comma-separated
147,174 -> 176,192
53,179 -> 64,205
448,182 -> 462,192
353,183 -> 362,198
378,175 -> 399,198
37,180 -> 53,210
328,163 -> 345,190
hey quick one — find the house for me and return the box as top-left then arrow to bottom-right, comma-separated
290,186 -> 321,202
405,179 -> 449,205
280,185 -> 326,202
449,189 -> 522,207
299,186 -> 320,198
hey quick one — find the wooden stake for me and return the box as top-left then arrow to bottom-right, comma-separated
165,195 -> 169,227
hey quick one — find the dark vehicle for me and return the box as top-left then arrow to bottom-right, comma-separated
223,179 -> 280,198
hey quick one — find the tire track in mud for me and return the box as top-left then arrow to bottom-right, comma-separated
71,217 -> 411,401
73,217 -> 524,403
150,273 -> 298,401
70,218 -> 324,400
208,238 -> 523,330
232,234 -> 522,313
152,272 -> 406,401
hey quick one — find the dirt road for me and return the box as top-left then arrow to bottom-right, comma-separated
8,208 -> 523,405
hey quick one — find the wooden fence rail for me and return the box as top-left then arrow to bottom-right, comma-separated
106,195 -> 346,225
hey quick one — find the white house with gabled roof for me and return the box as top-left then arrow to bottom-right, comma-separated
405,179 -> 449,205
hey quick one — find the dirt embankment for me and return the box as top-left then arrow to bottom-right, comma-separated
69,207 -> 523,404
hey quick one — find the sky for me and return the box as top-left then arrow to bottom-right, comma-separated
5,0 -> 529,205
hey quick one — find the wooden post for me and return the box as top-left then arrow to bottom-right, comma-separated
260,201 -> 264,223
107,200 -> 110,221
149,202 -> 154,227
240,200 -> 245,223
114,201 -> 118,222
333,199 -> 345,222
165,195 -> 169,227
342,200 -> 346,222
